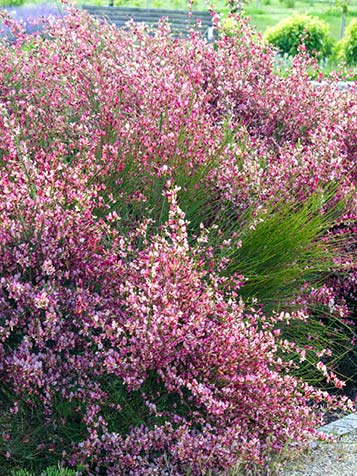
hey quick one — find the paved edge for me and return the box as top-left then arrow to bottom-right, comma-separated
318,413 -> 357,437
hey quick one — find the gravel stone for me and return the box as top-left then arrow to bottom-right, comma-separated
279,415 -> 357,476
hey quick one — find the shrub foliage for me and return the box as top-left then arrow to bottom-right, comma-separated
0,7 -> 356,476
336,18 -> 357,64
264,13 -> 332,57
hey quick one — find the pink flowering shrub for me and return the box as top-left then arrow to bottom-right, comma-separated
0,6 -> 356,475
0,173 -> 343,474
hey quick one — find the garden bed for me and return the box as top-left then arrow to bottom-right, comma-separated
0,5 -> 356,475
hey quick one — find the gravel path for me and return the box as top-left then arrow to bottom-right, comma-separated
279,415 -> 357,476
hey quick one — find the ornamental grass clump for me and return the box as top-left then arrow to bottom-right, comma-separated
0,6 -> 356,475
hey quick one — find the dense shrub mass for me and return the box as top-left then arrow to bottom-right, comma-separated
336,18 -> 357,65
264,14 -> 332,57
0,7 -> 356,476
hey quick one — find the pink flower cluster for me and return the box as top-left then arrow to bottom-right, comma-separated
0,7 -> 355,474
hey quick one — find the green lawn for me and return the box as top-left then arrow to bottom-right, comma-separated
244,0 -> 357,40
